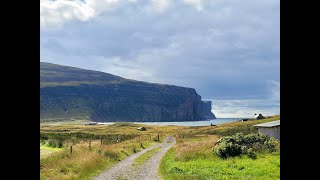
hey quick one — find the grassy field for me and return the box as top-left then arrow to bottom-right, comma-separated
159,115 -> 280,180
40,115 -> 280,180
40,138 -> 158,180
160,148 -> 280,180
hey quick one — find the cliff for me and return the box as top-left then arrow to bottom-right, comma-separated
201,101 -> 216,119
40,62 -> 216,122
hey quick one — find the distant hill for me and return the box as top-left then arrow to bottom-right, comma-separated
40,62 -> 216,122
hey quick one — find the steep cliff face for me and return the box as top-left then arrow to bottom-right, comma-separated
200,101 -> 216,119
40,62 -> 216,122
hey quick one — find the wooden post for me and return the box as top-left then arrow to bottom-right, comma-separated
101,138 -> 103,145
150,135 -> 151,141
157,134 -> 160,141
89,139 -> 91,150
70,145 -> 73,155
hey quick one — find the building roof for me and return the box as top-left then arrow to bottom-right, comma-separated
254,120 -> 280,127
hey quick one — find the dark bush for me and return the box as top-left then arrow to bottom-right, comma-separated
47,139 -> 64,148
133,147 -> 137,153
214,133 -> 279,158
103,150 -> 119,161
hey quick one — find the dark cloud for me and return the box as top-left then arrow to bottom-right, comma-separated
41,0 -> 279,117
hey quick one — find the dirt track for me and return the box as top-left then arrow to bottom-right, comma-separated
94,136 -> 176,180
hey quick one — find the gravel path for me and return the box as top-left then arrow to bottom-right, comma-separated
94,136 -> 176,180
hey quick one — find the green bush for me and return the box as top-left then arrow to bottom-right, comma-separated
264,138 -> 279,152
214,133 -> 279,158
214,142 -> 242,158
246,148 -> 257,159
47,139 -> 63,148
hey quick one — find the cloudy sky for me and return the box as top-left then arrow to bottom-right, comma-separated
40,0 -> 280,118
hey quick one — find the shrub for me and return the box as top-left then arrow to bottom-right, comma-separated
96,149 -> 102,155
264,138 -> 279,152
133,147 -> 137,153
252,142 -> 265,153
50,139 -> 63,148
246,148 -> 257,159
214,142 -> 242,158
103,150 -> 119,161
213,133 -> 279,158
47,139 -> 63,148
241,145 -> 248,154
66,137 -> 79,145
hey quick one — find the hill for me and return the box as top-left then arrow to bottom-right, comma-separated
40,62 -> 216,122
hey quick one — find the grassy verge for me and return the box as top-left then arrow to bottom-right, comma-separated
40,139 -> 157,180
133,147 -> 161,166
40,145 -> 63,159
160,148 -> 280,180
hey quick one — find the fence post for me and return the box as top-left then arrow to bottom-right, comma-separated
157,134 -> 160,141
70,145 -> 73,155
89,139 -> 91,150
101,138 -> 103,145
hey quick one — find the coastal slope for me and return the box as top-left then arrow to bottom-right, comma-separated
40,62 -> 216,122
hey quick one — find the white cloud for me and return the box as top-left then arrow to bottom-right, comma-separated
183,0 -> 203,11
40,0 -> 120,28
210,99 -> 280,118
149,0 -> 170,13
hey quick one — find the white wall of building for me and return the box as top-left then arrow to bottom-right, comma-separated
258,126 -> 280,140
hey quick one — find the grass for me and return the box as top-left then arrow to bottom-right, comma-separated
40,115 -> 280,180
158,115 -> 280,180
40,145 -> 63,159
133,147 -> 161,166
40,115 -> 280,141
40,138 -> 158,180
160,148 -> 280,180
174,135 -> 220,161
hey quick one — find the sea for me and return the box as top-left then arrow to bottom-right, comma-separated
97,118 -> 245,127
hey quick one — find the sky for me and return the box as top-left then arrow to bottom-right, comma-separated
40,0 -> 280,118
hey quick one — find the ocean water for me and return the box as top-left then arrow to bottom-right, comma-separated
124,118 -> 242,126
133,118 -> 242,126
97,118 -> 243,126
